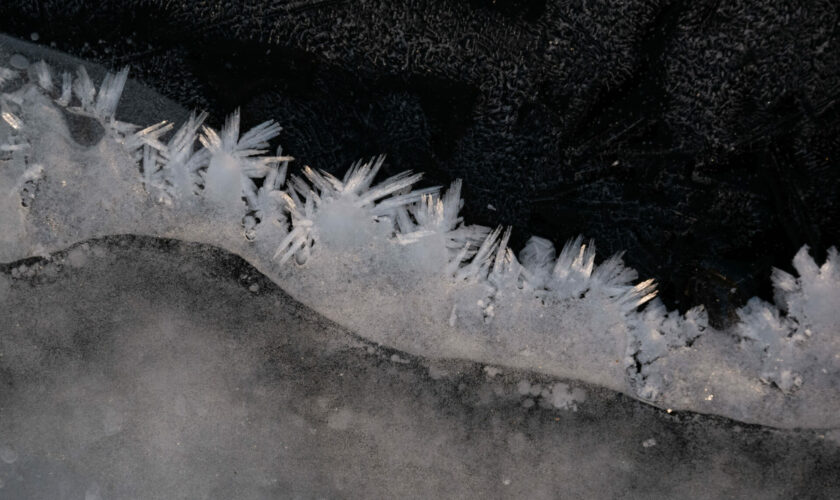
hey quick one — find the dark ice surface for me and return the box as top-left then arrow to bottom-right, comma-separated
1,237 -> 839,499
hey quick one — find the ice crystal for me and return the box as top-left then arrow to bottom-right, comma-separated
735,246 -> 839,393
394,179 -> 490,275
29,60 -> 52,92
273,156 -> 437,263
454,226 -> 505,282
199,108 -> 291,208
139,111 -> 210,201
2,52 -> 839,428
519,235 -> 657,311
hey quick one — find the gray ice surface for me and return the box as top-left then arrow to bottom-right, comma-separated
1,237 -> 839,499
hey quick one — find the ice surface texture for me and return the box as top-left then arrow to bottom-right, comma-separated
5,237 -> 839,498
1,35 -> 838,429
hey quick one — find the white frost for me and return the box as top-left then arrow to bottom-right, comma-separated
2,55 -> 839,429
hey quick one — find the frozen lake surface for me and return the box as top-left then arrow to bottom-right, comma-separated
1,237 -> 839,499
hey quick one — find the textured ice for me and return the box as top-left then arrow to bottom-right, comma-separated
1,236 -> 839,498
0,34 -> 838,432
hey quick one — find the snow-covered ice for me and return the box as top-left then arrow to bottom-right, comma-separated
0,35 -> 839,496
0,236 -> 837,498
0,33 -> 838,429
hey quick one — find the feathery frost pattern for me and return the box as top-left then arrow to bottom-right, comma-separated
735,246 -> 840,393
273,156 -> 439,263
2,58 -> 839,429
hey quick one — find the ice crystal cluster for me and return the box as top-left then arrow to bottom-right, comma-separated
1,37 -> 838,429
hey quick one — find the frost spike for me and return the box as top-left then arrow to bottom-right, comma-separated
95,66 -> 129,119
264,151 -> 290,191
357,171 -> 424,207
123,120 -> 174,153
199,124 -> 222,152
301,166 -> 337,194
441,179 -> 463,227
553,236 -> 584,280
446,243 -> 473,276
56,71 -> 72,106
238,119 -> 282,151
492,226 -> 513,275
618,278 -> 658,312
73,66 -> 96,110
273,225 -> 311,263
372,186 -> 441,213
31,60 -> 53,92
456,226 -> 502,281
221,108 -> 241,151
349,155 -> 386,193
572,240 -> 596,278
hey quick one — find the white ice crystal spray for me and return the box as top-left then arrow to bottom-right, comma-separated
1,45 -> 838,429
199,108 -> 292,209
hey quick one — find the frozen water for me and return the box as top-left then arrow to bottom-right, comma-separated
0,33 -> 838,429
0,33 -> 838,500
0,237 -> 838,498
